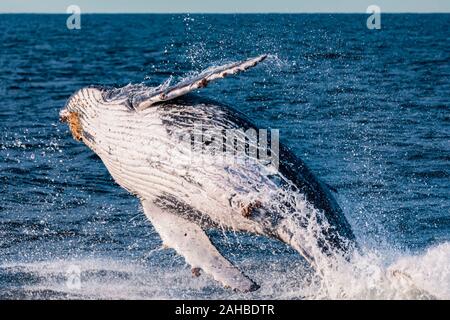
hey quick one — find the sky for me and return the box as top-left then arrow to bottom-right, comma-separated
0,0 -> 449,13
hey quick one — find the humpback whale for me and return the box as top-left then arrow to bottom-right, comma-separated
60,55 -> 356,292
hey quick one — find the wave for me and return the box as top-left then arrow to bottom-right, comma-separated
313,242 -> 450,299
1,242 -> 448,299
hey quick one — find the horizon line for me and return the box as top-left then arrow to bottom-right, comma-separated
1,12 -> 449,14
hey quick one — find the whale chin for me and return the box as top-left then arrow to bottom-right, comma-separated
60,110 -> 83,142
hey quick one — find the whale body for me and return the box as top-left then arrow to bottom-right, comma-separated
60,55 -> 356,292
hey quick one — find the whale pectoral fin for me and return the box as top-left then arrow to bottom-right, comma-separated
141,200 -> 259,292
136,54 -> 268,110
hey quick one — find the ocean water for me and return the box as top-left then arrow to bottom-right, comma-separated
0,14 -> 449,299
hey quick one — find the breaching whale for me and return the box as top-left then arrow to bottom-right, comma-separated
60,55 -> 356,292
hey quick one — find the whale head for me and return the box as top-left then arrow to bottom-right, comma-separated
60,86 -> 114,151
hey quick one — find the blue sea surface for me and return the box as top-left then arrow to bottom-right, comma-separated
0,14 -> 449,299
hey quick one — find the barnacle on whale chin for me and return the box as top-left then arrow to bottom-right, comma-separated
61,111 -> 83,141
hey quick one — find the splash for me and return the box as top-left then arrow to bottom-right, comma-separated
267,186 -> 450,300
2,243 -> 448,299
